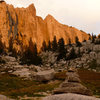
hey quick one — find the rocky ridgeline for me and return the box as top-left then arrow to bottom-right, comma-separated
0,2 -> 89,51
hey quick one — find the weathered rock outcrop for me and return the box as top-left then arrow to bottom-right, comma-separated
35,69 -> 55,82
53,68 -> 92,96
43,93 -> 100,100
0,1 -> 89,51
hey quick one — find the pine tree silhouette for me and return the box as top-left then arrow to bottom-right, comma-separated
41,41 -> 47,52
52,36 -> 58,51
75,36 -> 82,47
57,38 -> 66,60
47,40 -> 52,51
67,47 -> 77,60
68,38 -> 72,46
20,38 -> 42,65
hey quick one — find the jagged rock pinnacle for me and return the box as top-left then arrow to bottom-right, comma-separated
0,2 -> 89,51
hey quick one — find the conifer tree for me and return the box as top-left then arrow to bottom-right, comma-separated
67,47 -> 77,60
41,41 -> 47,52
20,38 -> 42,65
57,38 -> 66,60
47,40 -> 52,51
68,38 -> 72,46
52,36 -> 58,51
75,36 -> 82,47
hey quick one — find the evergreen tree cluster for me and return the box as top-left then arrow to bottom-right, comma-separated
20,38 -> 42,65
8,37 -> 42,65
41,36 -> 67,60
41,36 -> 81,61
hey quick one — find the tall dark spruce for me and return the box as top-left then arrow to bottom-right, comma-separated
57,38 -> 66,60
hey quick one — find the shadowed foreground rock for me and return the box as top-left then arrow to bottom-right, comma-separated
43,93 -> 100,100
0,95 -> 14,100
53,82 -> 92,95
53,68 -> 92,96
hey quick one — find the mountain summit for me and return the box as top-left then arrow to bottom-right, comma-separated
0,2 -> 89,51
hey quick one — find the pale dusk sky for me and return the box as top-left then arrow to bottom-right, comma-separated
5,0 -> 100,35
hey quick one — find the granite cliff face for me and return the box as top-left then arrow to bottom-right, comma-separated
0,1 -> 89,51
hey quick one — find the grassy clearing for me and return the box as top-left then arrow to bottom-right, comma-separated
78,69 -> 100,97
0,73 -> 61,99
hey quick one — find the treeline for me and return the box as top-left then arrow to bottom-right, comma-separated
0,33 -> 100,65
41,36 -> 82,61
9,37 -> 42,65
0,35 -> 42,65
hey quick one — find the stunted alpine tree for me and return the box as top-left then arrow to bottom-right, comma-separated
57,38 -> 66,60
52,36 -> 58,51
41,41 -> 47,52
47,40 -> 52,51
75,36 -> 82,47
67,47 -> 77,60
68,38 -> 72,46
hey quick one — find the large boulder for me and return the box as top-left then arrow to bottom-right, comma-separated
53,82 -> 92,96
35,69 -> 55,82
43,93 -> 100,100
12,68 -> 31,79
